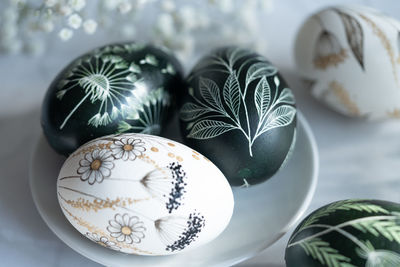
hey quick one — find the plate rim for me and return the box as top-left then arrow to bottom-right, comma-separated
29,110 -> 319,266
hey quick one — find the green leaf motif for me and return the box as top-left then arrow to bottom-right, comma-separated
277,88 -> 296,105
254,76 -> 271,118
300,200 -> 390,231
364,250 -> 400,267
300,238 -> 355,267
260,105 -> 296,135
199,77 -> 224,112
352,218 -> 400,244
223,72 -> 241,119
188,120 -> 236,139
226,47 -> 252,67
180,102 -> 210,122
246,62 -> 277,85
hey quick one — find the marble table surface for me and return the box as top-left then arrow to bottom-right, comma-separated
1,0 -> 400,266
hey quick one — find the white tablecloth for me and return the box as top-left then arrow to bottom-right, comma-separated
2,0 -> 400,266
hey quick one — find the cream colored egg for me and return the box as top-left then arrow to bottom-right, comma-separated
295,5 -> 400,119
57,133 -> 234,255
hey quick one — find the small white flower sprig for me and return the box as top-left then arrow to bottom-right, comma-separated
0,0 -> 274,61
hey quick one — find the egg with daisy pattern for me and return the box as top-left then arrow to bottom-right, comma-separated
57,133 -> 234,255
41,42 -> 184,156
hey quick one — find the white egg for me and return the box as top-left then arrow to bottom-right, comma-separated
295,5 -> 400,119
57,133 -> 234,255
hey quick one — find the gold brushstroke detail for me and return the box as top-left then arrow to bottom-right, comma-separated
359,14 -> 399,87
329,81 -> 360,116
314,49 -> 348,69
59,194 -> 151,212
60,204 -> 153,254
72,141 -> 113,157
387,109 -> 400,118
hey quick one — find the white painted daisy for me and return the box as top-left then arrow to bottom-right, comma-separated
85,232 -> 120,251
107,213 -> 146,244
110,137 -> 145,161
77,149 -> 114,184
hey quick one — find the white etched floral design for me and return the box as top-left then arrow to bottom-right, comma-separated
180,47 -> 296,156
110,137 -> 146,160
117,87 -> 171,135
77,149 -> 114,184
85,232 -> 120,251
56,44 -> 173,133
107,213 -> 146,244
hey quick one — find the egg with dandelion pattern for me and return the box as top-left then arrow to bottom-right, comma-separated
285,199 -> 400,267
178,46 -> 297,187
41,42 -> 184,156
57,133 -> 234,255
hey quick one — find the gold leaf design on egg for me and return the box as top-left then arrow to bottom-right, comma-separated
71,141 -> 113,157
58,194 -> 151,212
151,147 -> 159,152
359,13 -> 400,87
59,197 -> 154,254
313,31 -> 348,70
328,81 -> 360,116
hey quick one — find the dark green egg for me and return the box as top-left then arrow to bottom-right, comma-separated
178,46 -> 297,186
41,42 -> 183,155
285,199 -> 400,267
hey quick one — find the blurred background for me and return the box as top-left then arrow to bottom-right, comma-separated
1,0 -> 400,266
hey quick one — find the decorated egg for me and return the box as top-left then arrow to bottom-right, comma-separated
57,133 -> 234,255
42,42 -> 184,155
178,46 -> 297,186
295,6 -> 400,119
285,199 -> 400,266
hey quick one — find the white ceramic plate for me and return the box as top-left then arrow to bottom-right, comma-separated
29,111 -> 318,267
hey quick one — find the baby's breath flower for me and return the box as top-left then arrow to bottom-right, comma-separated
58,5 -> 72,16
83,19 -> 97,34
68,0 -> 86,11
68,13 -> 82,29
118,1 -> 132,14
58,28 -> 73,41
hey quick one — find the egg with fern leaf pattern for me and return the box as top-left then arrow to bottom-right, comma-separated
178,46 -> 297,187
286,199 -> 400,267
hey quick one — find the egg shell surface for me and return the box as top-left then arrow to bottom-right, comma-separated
57,133 -> 234,255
